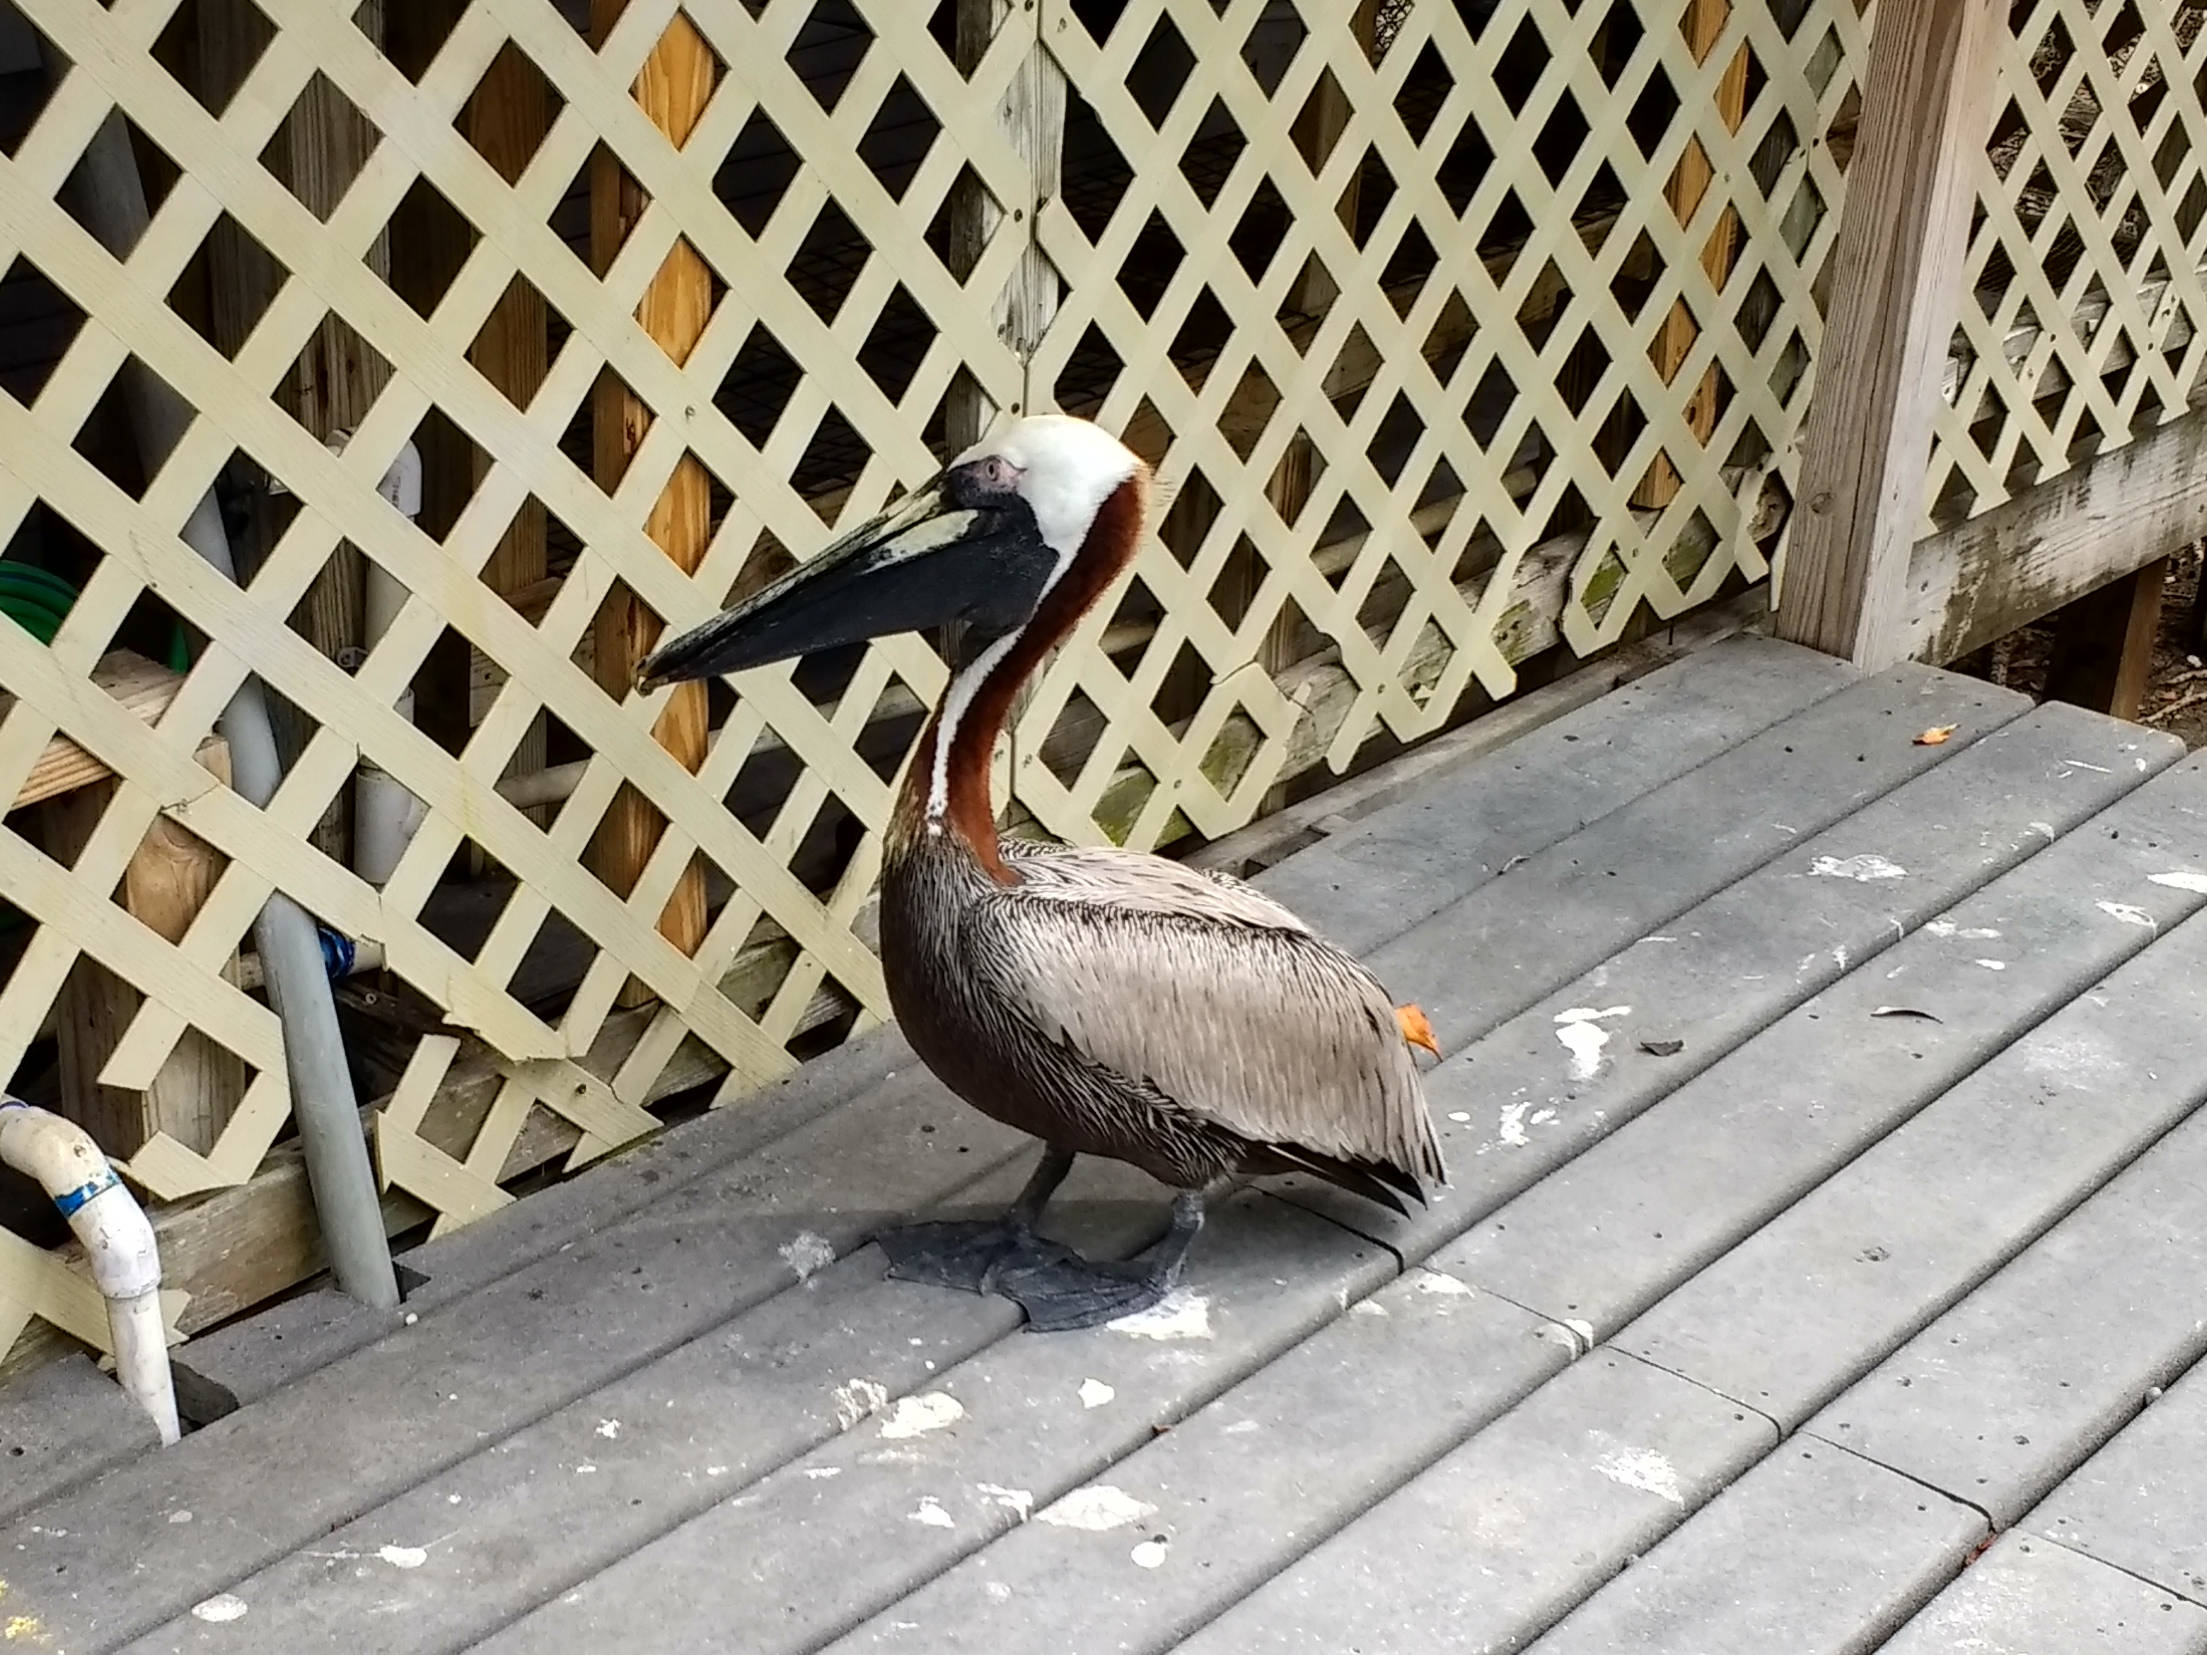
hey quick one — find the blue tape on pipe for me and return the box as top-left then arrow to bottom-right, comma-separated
53,1168 -> 119,1217
317,926 -> 355,979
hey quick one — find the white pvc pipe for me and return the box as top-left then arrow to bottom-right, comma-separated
0,1101 -> 181,1445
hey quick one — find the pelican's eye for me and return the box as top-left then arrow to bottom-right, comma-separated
974,454 -> 1021,491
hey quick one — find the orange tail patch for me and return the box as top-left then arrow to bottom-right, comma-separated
1396,1003 -> 1440,1059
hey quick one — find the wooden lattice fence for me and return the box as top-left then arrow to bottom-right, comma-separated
0,0 -> 2199,1376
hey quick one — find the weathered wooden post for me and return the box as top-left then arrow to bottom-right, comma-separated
1777,0 -> 2002,669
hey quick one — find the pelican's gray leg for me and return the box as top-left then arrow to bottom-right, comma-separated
993,1183 -> 1215,1332
874,1144 -> 1077,1294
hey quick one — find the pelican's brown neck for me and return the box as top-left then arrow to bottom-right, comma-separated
894,473 -> 1147,881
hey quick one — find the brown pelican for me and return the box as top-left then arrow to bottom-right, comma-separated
639,415 -> 1445,1328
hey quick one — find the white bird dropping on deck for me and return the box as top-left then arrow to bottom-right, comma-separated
1554,1005 -> 1631,1080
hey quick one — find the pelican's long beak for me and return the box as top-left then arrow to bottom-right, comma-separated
635,477 -> 1048,690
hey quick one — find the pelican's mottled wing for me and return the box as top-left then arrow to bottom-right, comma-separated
969,844 -> 1446,1186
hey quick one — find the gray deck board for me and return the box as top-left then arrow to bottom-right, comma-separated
819,1269 -> 1576,1655
1434,738 -> 2206,1342
1877,1533 -> 2207,1655
1523,1440 -> 1985,1655
119,1155 -> 1174,1655
0,1354 -> 160,1527
4,644 -> 2200,1655
1254,636 -> 1857,955
1363,661 -> 2024,1051
463,1192 -> 1393,1655
1290,700 -> 2180,1261
169,1021 -> 919,1416
1,1072 -> 1045,1650
2021,1357 -> 2207,1602
1615,891 -> 2207,1432
1169,1351 -> 1774,1655
1806,1105 -> 2207,1526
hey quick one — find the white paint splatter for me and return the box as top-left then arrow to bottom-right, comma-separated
802,1467 -> 843,1480
880,1392 -> 965,1440
985,1581 -> 1014,1604
1223,1419 -> 1260,1435
977,1482 -> 1034,1520
2150,870 -> 2207,894
1591,1435 -> 1685,1505
168,1509 -> 193,1524
2029,821 -> 2058,840
1564,1317 -> 1594,1344
1976,959 -> 2006,971
780,1231 -> 836,1281
191,1595 -> 250,1624
376,1545 -> 428,1570
1531,1108 -> 1557,1126
1498,1101 -> 1534,1146
1925,920 -> 2001,940
705,1465 -> 729,1478
1351,1299 -> 1390,1318
1038,1485 -> 1158,1531
1109,1289 -> 1212,1340
910,1497 -> 956,1529
2096,901 -> 2158,930
1554,1006 -> 1630,1081
1413,1270 -> 1475,1297
1078,1378 -> 1115,1409
1810,853 -> 1907,882
1448,1110 -> 1472,1123
575,1464 -> 597,1475
833,1378 -> 890,1429
596,1419 -> 621,1440
1130,1538 -> 1170,1569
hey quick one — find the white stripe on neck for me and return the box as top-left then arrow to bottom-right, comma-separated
926,530 -> 1085,826
928,624 -> 1026,824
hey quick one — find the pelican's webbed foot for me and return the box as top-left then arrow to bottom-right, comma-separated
990,1253 -> 1175,1330
995,1187 -> 1211,1333
876,1218 -> 1071,1295
872,1143 -> 1077,1296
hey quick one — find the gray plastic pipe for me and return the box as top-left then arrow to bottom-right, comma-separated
1,1100 -> 180,1443
54,98 -> 399,1311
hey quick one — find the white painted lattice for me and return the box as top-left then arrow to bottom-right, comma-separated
1926,0 -> 2207,527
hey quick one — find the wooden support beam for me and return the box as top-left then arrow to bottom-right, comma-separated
1776,0 -> 2001,669
1634,0 -> 1750,509
45,741 -> 245,1159
1898,407 -> 2207,667
3,652 -> 187,810
2045,558 -> 2168,722
588,4 -> 717,1007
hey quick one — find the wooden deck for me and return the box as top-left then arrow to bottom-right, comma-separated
9,634 -> 2207,1654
